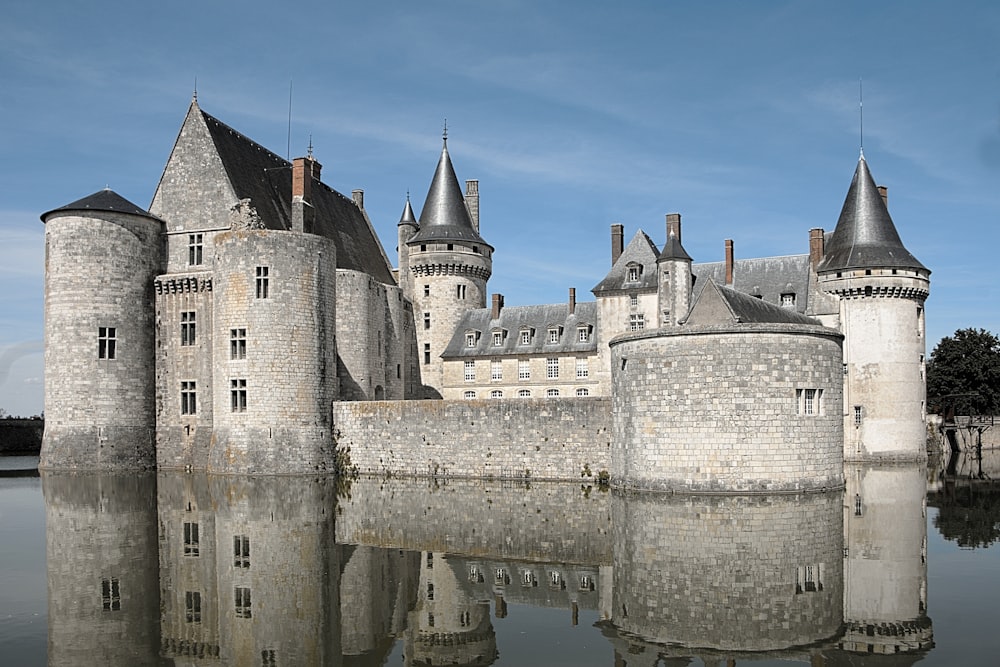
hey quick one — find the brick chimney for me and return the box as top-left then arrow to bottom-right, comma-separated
568,287 -> 576,315
725,239 -> 734,285
491,293 -> 504,320
292,156 -> 322,233
809,228 -> 825,269
665,213 -> 682,243
877,185 -> 888,208
611,224 -> 624,266
465,180 -> 480,232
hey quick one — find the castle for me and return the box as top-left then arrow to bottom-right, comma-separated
39,98 -> 930,482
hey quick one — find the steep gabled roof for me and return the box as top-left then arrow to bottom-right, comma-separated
817,155 -> 927,273
441,301 -> 598,359
685,280 -> 821,326
592,230 -> 661,294
41,189 -> 160,221
407,139 -> 490,247
692,254 -> 812,315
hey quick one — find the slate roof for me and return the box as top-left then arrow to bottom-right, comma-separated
41,189 -> 161,221
691,254 -> 812,315
442,301 -> 598,359
591,231 -> 661,294
690,280 -> 821,326
658,232 -> 692,261
398,198 -> 417,226
817,155 -> 927,273
198,107 -> 396,284
407,139 -> 491,248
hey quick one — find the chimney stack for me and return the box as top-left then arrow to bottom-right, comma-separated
568,287 -> 576,315
611,224 -> 624,266
877,185 -> 888,208
352,189 -> 364,208
809,228 -> 825,269
491,293 -> 504,320
725,239 -> 734,285
292,155 -> 322,233
465,180 -> 480,232
665,213 -> 682,243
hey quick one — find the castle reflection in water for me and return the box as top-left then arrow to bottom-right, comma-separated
41,464 -> 932,666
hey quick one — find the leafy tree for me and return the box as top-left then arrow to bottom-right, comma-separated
926,328 -> 1000,415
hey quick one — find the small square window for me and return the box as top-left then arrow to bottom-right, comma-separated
781,293 -> 796,308
629,314 -> 645,331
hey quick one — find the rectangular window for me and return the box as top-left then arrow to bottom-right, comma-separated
854,405 -> 863,427
576,359 -> 589,378
576,388 -> 589,396
464,360 -> 476,382
183,521 -> 200,557
231,379 -> 247,412
546,358 -> 559,379
262,650 -> 277,667
234,535 -> 250,568
101,578 -> 121,611
423,284 -> 430,297
629,294 -> 638,307
578,327 -> 589,342
547,388 -> 560,397
493,331 -> 503,346
181,311 -> 196,346
456,285 -> 466,299
520,330 -> 531,345
797,388 -> 822,415
230,328 -> 247,360
490,390 -> 503,399
491,360 -> 502,381
629,314 -> 645,331
548,328 -> 560,344
464,390 -> 476,399
427,583 -> 434,600
423,343 -> 431,365
180,381 -> 197,415
255,266 -> 269,299
518,360 -> 530,380
781,293 -> 796,308
188,233 -> 204,266
235,587 -> 252,619
185,591 -> 202,624
98,327 -> 117,359
518,389 -> 531,398
424,312 -> 431,329
466,332 -> 477,347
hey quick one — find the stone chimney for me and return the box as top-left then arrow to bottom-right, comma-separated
568,287 -> 576,315
665,213 -> 682,243
491,293 -> 504,320
352,189 -> 364,208
877,185 -> 888,208
465,180 -> 480,232
809,228 -> 826,269
292,156 -> 322,233
611,224 -> 624,266
725,239 -> 734,285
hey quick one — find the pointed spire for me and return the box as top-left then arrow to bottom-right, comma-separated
817,155 -> 926,273
658,230 -> 692,262
407,134 -> 489,246
398,195 -> 418,227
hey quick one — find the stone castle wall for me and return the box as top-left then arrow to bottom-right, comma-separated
331,397 -> 611,482
611,324 -> 844,493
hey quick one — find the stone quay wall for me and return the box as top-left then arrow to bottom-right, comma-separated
611,324 -> 844,493
331,397 -> 611,482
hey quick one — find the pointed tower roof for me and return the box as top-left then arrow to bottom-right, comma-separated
398,196 -> 418,227
657,231 -> 692,262
407,139 -> 490,247
41,189 -> 160,222
817,155 -> 927,273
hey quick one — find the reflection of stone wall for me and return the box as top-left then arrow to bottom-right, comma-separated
609,490 -> 843,654
336,477 -> 611,566
42,472 -> 162,666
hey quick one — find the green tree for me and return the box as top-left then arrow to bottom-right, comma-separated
926,328 -> 1000,415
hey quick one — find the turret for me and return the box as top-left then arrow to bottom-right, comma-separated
656,213 -> 693,326
818,154 -> 930,461
397,196 -> 418,301
406,134 -> 493,396
40,190 -> 163,470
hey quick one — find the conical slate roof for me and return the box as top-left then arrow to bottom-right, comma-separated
41,188 -> 158,221
817,155 -> 926,273
407,139 -> 490,247
398,197 -> 418,226
657,231 -> 692,262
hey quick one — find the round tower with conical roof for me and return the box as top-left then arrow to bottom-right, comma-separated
404,136 -> 492,396
656,213 -> 693,327
817,155 -> 930,461
40,190 -> 163,470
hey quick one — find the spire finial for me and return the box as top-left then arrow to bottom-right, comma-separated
193,76 -> 198,102
307,135 -> 313,159
859,78 -> 864,158
406,189 -> 411,202
443,118 -> 448,144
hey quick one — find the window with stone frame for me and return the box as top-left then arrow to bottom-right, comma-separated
854,405 -> 863,426
231,379 -> 247,413
255,266 -> 269,298
181,381 -> 197,415
464,390 -> 476,399
547,328 -> 560,344
98,327 -> 117,359
490,390 -> 503,399
578,326 -> 590,342
629,314 -> 645,331
626,263 -> 641,282
464,360 -> 476,382
456,284 -> 467,299
465,331 -> 477,348
183,521 -> 200,557
235,587 -> 252,618
547,388 -> 560,397
518,359 -> 530,380
234,535 -> 250,568
781,293 -> 796,308
423,312 -> 431,329
518,389 -> 531,398
423,284 -> 430,297
181,311 -> 196,346
576,388 -> 589,396
423,344 -> 431,365
101,578 -> 121,611
629,294 -> 638,307
546,358 -> 559,379
520,329 -> 532,345
185,591 -> 202,623
230,328 -> 247,359
576,358 -> 589,378
796,388 -> 822,415
188,233 -> 203,266
492,331 -> 504,346
491,360 -> 502,381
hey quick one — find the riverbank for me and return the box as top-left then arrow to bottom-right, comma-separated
0,419 -> 43,455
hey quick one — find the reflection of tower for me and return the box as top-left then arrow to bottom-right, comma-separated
42,472 -> 163,666
838,464 -> 933,658
605,490 -> 843,664
404,552 -> 498,667
157,474 -> 342,665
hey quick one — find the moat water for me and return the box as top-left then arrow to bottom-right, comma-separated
1,452 -> 998,666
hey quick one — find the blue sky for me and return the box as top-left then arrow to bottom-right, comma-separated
2,1 -> 998,417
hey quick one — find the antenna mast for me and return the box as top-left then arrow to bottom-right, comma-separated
859,78 -> 864,156
287,80 -> 293,161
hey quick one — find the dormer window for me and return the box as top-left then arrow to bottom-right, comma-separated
547,328 -> 561,344
781,293 -> 796,308
492,330 -> 505,347
465,331 -> 480,348
577,326 -> 590,343
626,263 -> 642,282
519,329 -> 532,345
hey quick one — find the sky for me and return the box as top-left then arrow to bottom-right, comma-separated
2,0 -> 999,417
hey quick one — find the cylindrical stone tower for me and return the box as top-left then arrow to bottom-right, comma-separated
405,138 -> 492,397
818,155 -> 931,462
40,190 -> 163,470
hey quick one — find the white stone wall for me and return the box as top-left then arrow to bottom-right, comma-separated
611,324 -> 844,493
594,290 -> 657,393
441,352 -> 602,399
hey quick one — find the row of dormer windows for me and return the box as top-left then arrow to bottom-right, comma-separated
466,325 -> 592,348
463,388 -> 591,399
